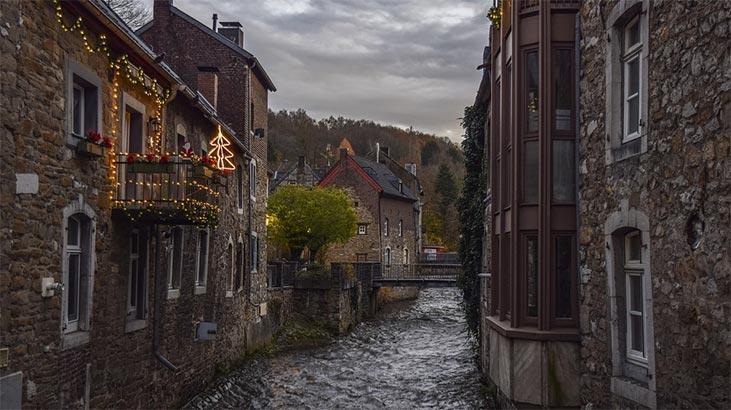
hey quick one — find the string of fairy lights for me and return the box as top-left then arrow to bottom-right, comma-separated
54,0 -> 235,226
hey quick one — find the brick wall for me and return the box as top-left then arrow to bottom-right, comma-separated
579,1 -> 730,407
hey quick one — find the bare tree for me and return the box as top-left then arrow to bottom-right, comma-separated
105,0 -> 150,30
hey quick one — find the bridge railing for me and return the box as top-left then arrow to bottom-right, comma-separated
267,261 -> 299,289
379,263 -> 461,280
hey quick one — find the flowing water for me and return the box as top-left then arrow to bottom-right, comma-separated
187,288 -> 491,409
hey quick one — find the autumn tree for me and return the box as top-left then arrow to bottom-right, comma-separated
267,186 -> 357,263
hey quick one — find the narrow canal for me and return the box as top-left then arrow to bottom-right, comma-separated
187,288 -> 490,409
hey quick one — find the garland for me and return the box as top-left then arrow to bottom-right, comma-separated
488,1 -> 502,30
54,0 -> 221,226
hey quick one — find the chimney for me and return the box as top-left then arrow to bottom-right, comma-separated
340,148 -> 349,161
218,21 -> 244,48
212,13 -> 218,31
196,67 -> 219,110
153,0 -> 172,18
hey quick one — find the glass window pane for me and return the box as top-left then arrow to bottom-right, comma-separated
67,254 -> 80,321
67,217 -> 80,246
628,232 -> 642,262
524,141 -> 538,203
527,236 -> 538,317
84,87 -> 97,133
554,49 -> 572,131
630,274 -> 643,312
552,140 -> 575,202
526,51 -> 539,133
626,19 -> 640,50
631,314 -> 644,353
73,86 -> 82,135
130,261 -> 138,308
628,58 -> 640,95
627,96 -> 640,134
555,236 -> 573,319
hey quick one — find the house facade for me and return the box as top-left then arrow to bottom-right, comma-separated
479,0 -> 729,408
0,0 -> 278,407
319,150 -> 418,266
269,156 -> 323,194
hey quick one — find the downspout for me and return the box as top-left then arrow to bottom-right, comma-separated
574,11 -> 582,315
152,225 -> 177,370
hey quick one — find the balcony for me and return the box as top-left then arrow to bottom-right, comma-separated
112,154 -> 222,225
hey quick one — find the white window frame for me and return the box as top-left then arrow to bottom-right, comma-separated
624,231 -> 647,365
64,215 -> 82,333
195,228 -> 210,294
65,58 -> 102,147
167,227 -> 184,299
358,224 -> 367,235
250,160 -> 257,201
60,199 -> 96,350
622,15 -> 642,143
119,93 -> 147,201
398,219 -> 403,237
250,232 -> 259,273
384,218 -> 389,237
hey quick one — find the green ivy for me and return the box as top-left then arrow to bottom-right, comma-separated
457,103 -> 487,336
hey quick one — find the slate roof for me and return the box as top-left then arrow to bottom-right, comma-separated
352,156 -> 417,201
136,5 -> 276,91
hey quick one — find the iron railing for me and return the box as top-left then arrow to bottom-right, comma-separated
267,261 -> 299,289
379,263 -> 461,281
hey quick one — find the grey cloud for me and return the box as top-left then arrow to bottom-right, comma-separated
150,0 -> 488,140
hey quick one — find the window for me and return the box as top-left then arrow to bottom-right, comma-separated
167,227 -> 183,299
195,229 -> 209,293
236,239 -> 245,290
175,124 -> 187,154
554,49 -> 573,131
384,218 -> 389,236
552,140 -> 575,203
525,50 -> 539,134
523,141 -> 538,203
384,247 -> 391,265
624,230 -> 645,361
66,60 -> 101,145
250,102 -> 255,133
237,167 -> 244,210
357,224 -> 367,235
121,93 -> 146,200
404,248 -> 409,265
250,161 -> 257,200
398,219 -> 403,237
554,235 -> 574,320
127,230 -> 148,326
250,232 -> 259,273
623,16 -> 642,142
525,235 -> 538,318
63,214 -> 92,333
226,241 -> 235,297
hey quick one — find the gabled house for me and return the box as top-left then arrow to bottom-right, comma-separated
269,156 -> 322,194
319,149 -> 418,265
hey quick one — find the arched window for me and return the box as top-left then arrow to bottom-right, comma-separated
226,239 -> 235,296
195,228 -> 209,294
385,247 -> 391,266
167,226 -> 184,299
404,248 -> 409,265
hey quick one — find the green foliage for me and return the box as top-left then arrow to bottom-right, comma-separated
433,164 -> 460,248
457,103 -> 487,335
267,185 -> 357,262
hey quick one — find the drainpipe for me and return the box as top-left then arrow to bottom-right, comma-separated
152,225 -> 178,370
574,12 -> 582,303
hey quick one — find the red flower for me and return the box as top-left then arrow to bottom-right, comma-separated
159,155 -> 171,164
127,153 -> 137,163
87,131 -> 102,143
145,153 -> 157,162
102,137 -> 113,148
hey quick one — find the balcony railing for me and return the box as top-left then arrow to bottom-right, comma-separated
112,154 -> 221,225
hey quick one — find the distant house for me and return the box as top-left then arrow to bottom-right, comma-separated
319,149 -> 418,265
269,156 -> 324,194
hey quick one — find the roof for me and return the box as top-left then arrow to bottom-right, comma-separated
137,6 -> 276,92
352,156 -> 417,201
83,0 -> 251,158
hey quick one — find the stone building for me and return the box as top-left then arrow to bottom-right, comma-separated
0,0 -> 279,407
478,0 -> 730,408
319,149 -> 418,266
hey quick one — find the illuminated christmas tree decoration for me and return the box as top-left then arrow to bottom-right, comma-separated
209,125 -> 236,171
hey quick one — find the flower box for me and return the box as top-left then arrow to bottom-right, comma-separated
128,162 -> 176,174
77,141 -> 107,158
193,164 -> 214,179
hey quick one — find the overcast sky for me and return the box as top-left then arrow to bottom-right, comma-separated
144,0 -> 489,142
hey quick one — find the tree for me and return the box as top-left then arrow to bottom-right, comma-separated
435,164 -> 458,247
267,186 -> 357,263
457,103 -> 487,335
105,0 -> 150,30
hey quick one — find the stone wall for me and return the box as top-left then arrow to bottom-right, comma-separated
325,186 -> 381,263
579,0 -> 730,408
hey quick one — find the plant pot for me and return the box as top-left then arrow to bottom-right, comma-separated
193,165 -> 214,179
128,162 -> 176,174
77,141 -> 107,158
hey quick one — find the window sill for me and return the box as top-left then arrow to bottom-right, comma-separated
194,285 -> 207,295
486,316 -> 580,342
225,290 -> 233,298
167,288 -> 180,300
61,330 -> 90,351
611,376 -> 656,409
125,319 -> 147,333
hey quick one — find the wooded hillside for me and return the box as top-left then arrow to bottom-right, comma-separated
268,109 -> 464,249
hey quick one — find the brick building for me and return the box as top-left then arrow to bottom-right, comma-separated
478,0 -> 729,408
319,150 -> 418,266
0,0 -> 279,407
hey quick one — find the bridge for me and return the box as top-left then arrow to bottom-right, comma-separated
373,263 -> 460,288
